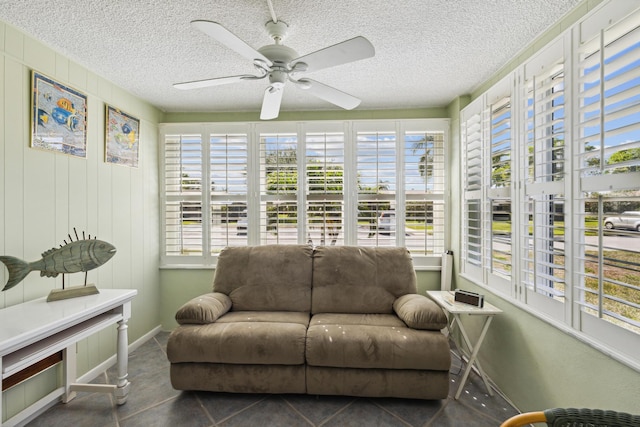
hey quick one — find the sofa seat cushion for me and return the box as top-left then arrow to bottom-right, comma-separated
310,313 -> 406,328
167,314 -> 308,365
217,311 -> 310,327
306,314 -> 450,371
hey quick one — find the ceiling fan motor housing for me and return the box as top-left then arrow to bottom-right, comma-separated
265,20 -> 289,43
258,44 -> 298,69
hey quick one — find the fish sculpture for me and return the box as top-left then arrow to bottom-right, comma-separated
0,229 -> 116,291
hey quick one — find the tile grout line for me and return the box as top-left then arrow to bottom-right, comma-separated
195,392 -> 218,427
117,394 -> 181,423
280,396 -> 317,426
369,399 -> 417,427
211,395 -> 268,425
317,398 -> 357,427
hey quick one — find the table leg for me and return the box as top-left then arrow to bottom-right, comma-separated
0,357 -> 3,423
62,344 -> 77,403
453,315 -> 495,399
113,317 -> 130,405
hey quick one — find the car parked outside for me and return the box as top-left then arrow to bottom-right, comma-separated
378,211 -> 396,235
603,211 -> 640,232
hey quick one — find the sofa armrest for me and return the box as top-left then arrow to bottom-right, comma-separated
393,294 -> 448,330
175,292 -> 232,324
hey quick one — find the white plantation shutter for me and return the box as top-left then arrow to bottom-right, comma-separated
459,2 -> 640,365
490,96 -> 512,189
521,40 -> 568,316
461,103 -> 483,270
163,134 -> 203,257
210,133 -> 248,251
489,94 -> 512,280
461,78 -> 513,293
306,132 -> 345,246
575,9 -> 640,340
356,131 -> 397,247
259,133 -> 299,244
404,131 -> 445,254
161,119 -> 447,266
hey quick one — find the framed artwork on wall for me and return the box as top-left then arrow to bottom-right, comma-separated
31,71 -> 88,157
105,104 -> 140,168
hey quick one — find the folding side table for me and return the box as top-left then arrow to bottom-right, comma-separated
426,290 -> 502,400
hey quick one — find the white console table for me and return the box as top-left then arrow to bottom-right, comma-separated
0,288 -> 137,426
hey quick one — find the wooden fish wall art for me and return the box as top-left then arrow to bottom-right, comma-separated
0,228 -> 116,291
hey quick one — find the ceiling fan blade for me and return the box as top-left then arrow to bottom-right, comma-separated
291,36 -> 374,73
174,74 -> 258,90
295,79 -> 361,110
260,85 -> 284,120
191,20 -> 272,66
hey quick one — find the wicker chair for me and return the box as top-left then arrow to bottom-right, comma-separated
500,408 -> 640,427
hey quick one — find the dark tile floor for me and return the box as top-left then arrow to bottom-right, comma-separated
26,332 -> 520,426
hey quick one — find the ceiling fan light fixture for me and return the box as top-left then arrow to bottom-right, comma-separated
269,70 -> 287,86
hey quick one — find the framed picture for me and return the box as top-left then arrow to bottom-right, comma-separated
31,71 -> 87,157
105,105 -> 140,167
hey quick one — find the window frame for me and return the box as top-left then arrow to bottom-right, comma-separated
460,1 -> 640,370
160,119 -> 449,269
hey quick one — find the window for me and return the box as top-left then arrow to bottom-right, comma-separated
489,93 -> 513,283
404,131 -> 446,255
260,132 -> 298,244
306,130 -> 345,246
461,78 -> 513,294
161,119 -> 448,266
460,2 -> 640,367
522,38 -> 568,317
210,133 -> 248,250
356,130 -> 397,247
163,133 -> 203,258
461,105 -> 483,270
575,8 -> 640,350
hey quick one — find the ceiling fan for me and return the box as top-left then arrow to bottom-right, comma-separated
174,18 -> 375,120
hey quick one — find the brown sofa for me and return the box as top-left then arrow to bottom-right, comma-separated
166,245 -> 451,399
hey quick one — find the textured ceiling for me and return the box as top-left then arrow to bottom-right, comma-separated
0,0 -> 582,115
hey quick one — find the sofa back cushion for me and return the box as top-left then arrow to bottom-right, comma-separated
213,245 -> 313,312
311,246 -> 417,314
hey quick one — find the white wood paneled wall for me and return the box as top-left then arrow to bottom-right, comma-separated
0,20 -> 161,420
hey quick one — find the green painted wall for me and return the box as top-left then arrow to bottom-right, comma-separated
457,282 -> 640,414
0,19 -> 162,422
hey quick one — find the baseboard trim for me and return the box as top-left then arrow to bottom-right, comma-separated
77,325 -> 163,384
